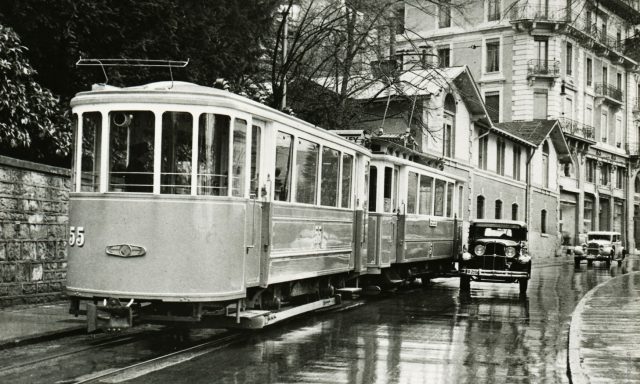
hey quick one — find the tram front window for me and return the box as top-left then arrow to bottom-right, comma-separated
81,112 -> 102,192
108,111 -> 155,192
161,112 -> 192,195
198,114 -> 230,196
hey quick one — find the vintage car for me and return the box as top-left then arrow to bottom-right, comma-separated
573,231 -> 626,267
459,220 -> 531,296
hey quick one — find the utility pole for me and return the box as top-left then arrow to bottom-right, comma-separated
281,8 -> 289,110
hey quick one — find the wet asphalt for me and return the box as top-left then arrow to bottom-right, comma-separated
122,259 -> 626,384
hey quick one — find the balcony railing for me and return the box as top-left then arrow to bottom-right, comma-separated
594,83 -> 623,103
527,59 -> 560,77
510,4 -> 568,22
565,10 -> 629,54
558,117 -> 595,140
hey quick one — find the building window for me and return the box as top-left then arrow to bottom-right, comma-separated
486,40 -> 500,72
542,141 -> 549,188
535,38 -> 548,64
534,90 -> 548,119
586,159 -> 596,183
512,203 -> 518,220
602,66 -> 608,86
478,135 -> 489,170
394,4 -> 405,35
495,200 -> 502,219
443,94 -> 455,157
439,0 -> 451,28
617,73 -> 622,91
566,42 -> 573,76
477,195 -> 485,219
616,167 -> 625,189
541,209 -> 547,234
600,163 -> 610,186
485,92 -> 500,122
564,163 -> 572,177
496,137 -> 506,175
487,0 -> 500,21
513,146 -> 521,180
586,58 -> 592,86
601,111 -> 608,143
437,47 -> 451,67
584,199 -> 593,232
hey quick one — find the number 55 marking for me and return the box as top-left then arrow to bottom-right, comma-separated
69,226 -> 85,247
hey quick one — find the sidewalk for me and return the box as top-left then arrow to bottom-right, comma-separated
0,302 -> 85,349
568,256 -> 640,384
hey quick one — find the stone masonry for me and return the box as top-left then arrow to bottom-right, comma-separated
0,155 -> 69,307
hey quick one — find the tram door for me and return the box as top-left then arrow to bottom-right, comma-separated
366,164 -> 397,270
244,121 -> 264,286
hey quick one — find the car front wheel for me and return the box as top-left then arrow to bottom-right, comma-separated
460,276 -> 471,293
519,279 -> 528,297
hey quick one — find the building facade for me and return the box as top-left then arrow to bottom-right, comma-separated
399,0 -> 640,251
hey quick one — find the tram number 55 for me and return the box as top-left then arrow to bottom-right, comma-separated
69,226 -> 85,247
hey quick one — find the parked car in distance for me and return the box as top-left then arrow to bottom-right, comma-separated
459,220 -> 531,296
573,231 -> 626,267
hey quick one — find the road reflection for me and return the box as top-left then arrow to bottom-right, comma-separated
129,259 -> 632,384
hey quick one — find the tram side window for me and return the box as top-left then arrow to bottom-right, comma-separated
295,138 -> 319,204
407,172 -> 418,214
383,167 -> 393,212
341,154 -> 353,208
274,132 -> 293,201
81,112 -> 102,192
419,175 -> 433,215
198,114 -> 230,196
232,119 -> 247,197
434,179 -> 446,216
161,112 -> 192,195
250,123 -> 262,196
446,182 -> 454,217
321,147 -> 339,207
108,111 -> 155,192
368,166 -> 377,212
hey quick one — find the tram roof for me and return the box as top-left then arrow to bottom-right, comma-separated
71,81 -> 370,155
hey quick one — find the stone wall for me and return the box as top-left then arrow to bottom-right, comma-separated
0,155 -> 69,307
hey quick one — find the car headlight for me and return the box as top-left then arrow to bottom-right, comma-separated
462,252 -> 473,261
505,247 -> 516,257
474,244 -> 485,256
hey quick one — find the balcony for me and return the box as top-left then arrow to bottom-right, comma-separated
510,4 -> 568,23
558,117 -> 595,142
527,59 -> 560,79
563,10 -> 633,63
626,143 -> 640,159
594,83 -> 623,106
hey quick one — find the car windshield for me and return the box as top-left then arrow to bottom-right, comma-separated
471,225 -> 526,241
588,234 -> 612,241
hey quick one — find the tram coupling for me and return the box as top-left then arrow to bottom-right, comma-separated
86,298 -> 136,333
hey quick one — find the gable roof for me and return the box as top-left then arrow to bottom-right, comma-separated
494,119 -> 572,163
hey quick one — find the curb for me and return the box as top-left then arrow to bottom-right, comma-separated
0,325 -> 86,351
566,270 -> 640,384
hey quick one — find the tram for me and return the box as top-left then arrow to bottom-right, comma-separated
66,80 -> 463,331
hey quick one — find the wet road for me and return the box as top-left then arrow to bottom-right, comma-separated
120,259 -> 627,384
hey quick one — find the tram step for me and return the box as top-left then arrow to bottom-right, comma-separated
336,287 -> 362,299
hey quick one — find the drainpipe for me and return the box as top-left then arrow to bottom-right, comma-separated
525,146 -> 537,241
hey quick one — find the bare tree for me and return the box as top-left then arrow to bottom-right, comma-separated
255,0 -> 472,135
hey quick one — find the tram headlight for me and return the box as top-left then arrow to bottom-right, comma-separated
505,247 -> 516,258
473,244 -> 486,256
